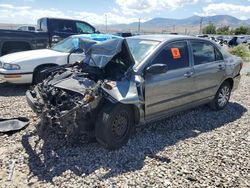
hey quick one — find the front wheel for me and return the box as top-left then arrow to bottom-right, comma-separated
209,82 -> 232,110
95,104 -> 134,150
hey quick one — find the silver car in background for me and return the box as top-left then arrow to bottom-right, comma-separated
27,35 -> 242,150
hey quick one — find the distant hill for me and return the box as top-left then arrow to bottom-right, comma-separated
96,15 -> 250,34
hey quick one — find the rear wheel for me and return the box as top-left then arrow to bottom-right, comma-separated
209,82 -> 232,110
95,104 -> 134,150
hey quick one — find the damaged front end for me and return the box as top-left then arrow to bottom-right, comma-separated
27,69 -> 106,135
26,38 -> 139,136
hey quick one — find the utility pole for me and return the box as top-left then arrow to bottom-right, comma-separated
105,14 -> 108,34
199,17 -> 203,34
138,18 -> 141,34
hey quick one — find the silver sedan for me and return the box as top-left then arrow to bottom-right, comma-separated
27,35 -> 242,150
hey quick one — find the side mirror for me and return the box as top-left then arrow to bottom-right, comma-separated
51,35 -> 60,44
146,64 -> 168,75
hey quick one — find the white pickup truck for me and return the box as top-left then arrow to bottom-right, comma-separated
0,34 -> 121,84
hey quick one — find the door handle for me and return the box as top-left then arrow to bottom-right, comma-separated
184,71 -> 194,78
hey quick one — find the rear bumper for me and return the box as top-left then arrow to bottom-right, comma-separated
232,74 -> 241,92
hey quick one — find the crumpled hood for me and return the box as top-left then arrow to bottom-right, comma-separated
49,74 -> 140,104
83,38 -> 135,69
53,77 -> 97,96
0,49 -> 66,64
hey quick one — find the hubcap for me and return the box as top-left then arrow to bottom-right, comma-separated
218,86 -> 230,107
112,112 -> 128,138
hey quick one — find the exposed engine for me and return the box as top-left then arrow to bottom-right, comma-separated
27,38 -> 135,136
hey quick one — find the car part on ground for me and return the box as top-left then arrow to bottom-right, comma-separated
0,117 -> 29,133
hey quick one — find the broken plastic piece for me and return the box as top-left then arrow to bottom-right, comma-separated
0,117 -> 29,133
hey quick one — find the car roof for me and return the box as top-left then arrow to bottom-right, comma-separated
128,34 -> 198,42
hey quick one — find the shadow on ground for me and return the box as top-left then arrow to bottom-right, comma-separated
0,82 -> 30,97
22,102 -> 247,183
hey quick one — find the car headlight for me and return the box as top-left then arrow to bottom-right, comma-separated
3,63 -> 21,70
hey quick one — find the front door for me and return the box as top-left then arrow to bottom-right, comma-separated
145,41 -> 195,119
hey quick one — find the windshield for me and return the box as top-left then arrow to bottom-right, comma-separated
51,37 -> 79,53
126,39 -> 160,65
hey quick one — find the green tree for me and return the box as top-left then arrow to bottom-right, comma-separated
217,26 -> 230,35
202,23 -> 216,34
234,26 -> 249,35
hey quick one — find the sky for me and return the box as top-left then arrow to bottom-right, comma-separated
0,0 -> 250,25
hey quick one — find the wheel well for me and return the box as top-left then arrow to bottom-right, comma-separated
32,63 -> 58,82
2,41 -> 31,55
103,102 -> 140,125
223,78 -> 234,89
130,104 -> 140,125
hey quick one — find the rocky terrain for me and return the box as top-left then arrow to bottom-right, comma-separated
0,76 -> 249,187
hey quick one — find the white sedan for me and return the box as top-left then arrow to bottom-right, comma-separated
0,34 -> 121,84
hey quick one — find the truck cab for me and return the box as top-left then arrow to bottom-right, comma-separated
37,18 -> 97,47
0,17 -> 97,56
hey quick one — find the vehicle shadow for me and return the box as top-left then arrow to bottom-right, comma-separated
0,82 -> 30,97
22,102 -> 247,183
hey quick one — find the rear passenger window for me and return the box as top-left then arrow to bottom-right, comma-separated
191,41 -> 222,65
152,41 -> 189,71
215,48 -> 223,61
52,20 -> 75,33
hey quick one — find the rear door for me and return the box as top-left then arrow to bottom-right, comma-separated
145,40 -> 195,118
189,40 -> 225,100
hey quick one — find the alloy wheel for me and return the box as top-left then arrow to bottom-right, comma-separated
218,85 -> 230,107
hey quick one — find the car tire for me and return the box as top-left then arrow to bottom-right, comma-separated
209,81 -> 232,111
33,65 -> 53,84
95,103 -> 134,150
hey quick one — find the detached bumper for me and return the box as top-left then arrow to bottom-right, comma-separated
232,74 -> 241,92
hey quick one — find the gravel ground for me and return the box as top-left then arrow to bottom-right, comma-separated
0,77 -> 250,188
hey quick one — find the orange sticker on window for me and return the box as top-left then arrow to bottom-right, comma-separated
171,48 -> 181,59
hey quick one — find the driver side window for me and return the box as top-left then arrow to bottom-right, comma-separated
152,41 -> 189,71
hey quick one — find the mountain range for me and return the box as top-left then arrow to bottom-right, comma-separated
96,15 -> 250,34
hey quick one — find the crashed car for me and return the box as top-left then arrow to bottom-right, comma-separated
26,35 -> 242,150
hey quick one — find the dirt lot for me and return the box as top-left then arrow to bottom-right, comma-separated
0,76 -> 250,188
